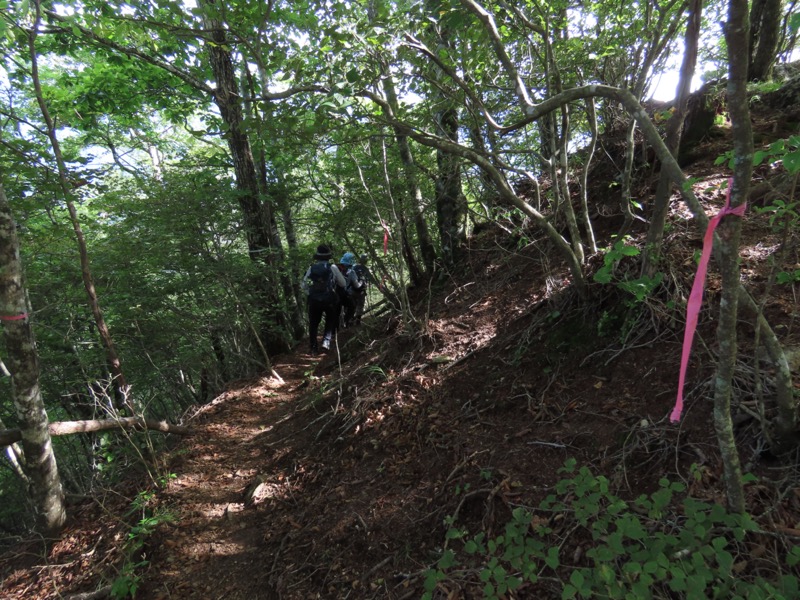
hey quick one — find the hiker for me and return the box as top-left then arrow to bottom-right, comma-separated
301,245 -> 346,354
352,254 -> 372,325
337,252 -> 364,328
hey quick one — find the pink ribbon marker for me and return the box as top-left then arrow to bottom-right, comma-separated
0,313 -> 28,321
381,221 -> 390,255
671,180 -> 746,422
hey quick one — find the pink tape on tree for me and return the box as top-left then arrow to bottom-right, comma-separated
671,181 -> 746,422
0,313 -> 28,321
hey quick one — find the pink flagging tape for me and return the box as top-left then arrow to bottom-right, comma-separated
671,180 -> 746,422
382,221 -> 390,255
0,313 -> 28,321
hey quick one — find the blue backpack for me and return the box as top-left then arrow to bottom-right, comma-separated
308,262 -> 336,303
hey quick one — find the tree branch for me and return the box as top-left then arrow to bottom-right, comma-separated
0,417 -> 192,448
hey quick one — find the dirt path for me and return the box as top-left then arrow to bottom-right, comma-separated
140,351 -> 319,600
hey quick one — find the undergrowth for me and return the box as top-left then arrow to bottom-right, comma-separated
424,459 -> 800,599
111,478 -> 176,599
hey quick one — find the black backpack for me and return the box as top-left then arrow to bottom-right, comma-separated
308,262 -> 336,303
353,264 -> 369,288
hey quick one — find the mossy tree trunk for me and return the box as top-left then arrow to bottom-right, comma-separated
0,181 -> 66,535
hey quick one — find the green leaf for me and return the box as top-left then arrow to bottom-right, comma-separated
594,268 -> 613,284
787,545 -> 800,567
783,150 -> 800,174
545,546 -> 560,569
623,561 -> 642,574
599,563 -> 615,585
570,570 -> 585,588
438,549 -> 457,569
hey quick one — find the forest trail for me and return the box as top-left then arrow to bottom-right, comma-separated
139,350 -> 324,599
3,92 -> 800,599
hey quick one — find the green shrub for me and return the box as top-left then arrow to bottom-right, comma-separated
423,460 -> 798,599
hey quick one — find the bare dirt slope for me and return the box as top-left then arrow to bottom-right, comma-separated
2,90 -> 800,600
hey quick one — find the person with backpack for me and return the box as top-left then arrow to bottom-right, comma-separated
352,254 -> 372,325
301,245 -> 346,354
337,252 -> 364,328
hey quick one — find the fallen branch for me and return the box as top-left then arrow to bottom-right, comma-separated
66,584 -> 112,600
0,417 -> 192,447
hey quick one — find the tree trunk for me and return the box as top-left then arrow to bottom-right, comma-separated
642,0 -> 702,277
579,99 -> 598,254
28,2 -> 131,414
714,0 -> 754,514
434,104 -> 468,269
0,181 -> 66,535
617,1 -> 688,236
618,120 -> 640,236
749,0 -> 783,81
244,67 -> 305,343
465,108 -> 497,217
555,104 -> 584,263
380,68 -> 432,284
275,188 -> 307,338
427,6 -> 467,268
200,0 -> 289,356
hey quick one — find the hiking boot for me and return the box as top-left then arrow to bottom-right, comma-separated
321,338 -> 331,351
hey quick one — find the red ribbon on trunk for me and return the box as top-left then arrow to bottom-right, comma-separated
0,313 -> 28,321
671,180 -> 746,422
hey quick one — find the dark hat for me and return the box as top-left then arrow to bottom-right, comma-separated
313,245 -> 332,260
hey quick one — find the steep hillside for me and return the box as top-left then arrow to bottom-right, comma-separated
2,85 -> 800,599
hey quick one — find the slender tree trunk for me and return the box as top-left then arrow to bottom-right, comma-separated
617,1 -> 688,236
618,120 -> 639,236
428,0 -> 467,268
246,79 -> 302,344
556,104 -> 584,263
714,0 -> 753,514
203,3 -> 271,262
540,19 -> 584,263
435,105 -> 467,268
200,0 -> 289,354
277,188 -> 308,336
466,111 -> 496,217
380,69 -> 432,284
0,181 -> 66,535
749,0 -> 783,81
579,99 -> 598,254
243,68 -> 305,341
642,0 -> 702,277
28,4 -> 131,414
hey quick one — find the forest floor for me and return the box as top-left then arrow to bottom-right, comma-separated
2,88 -> 800,599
